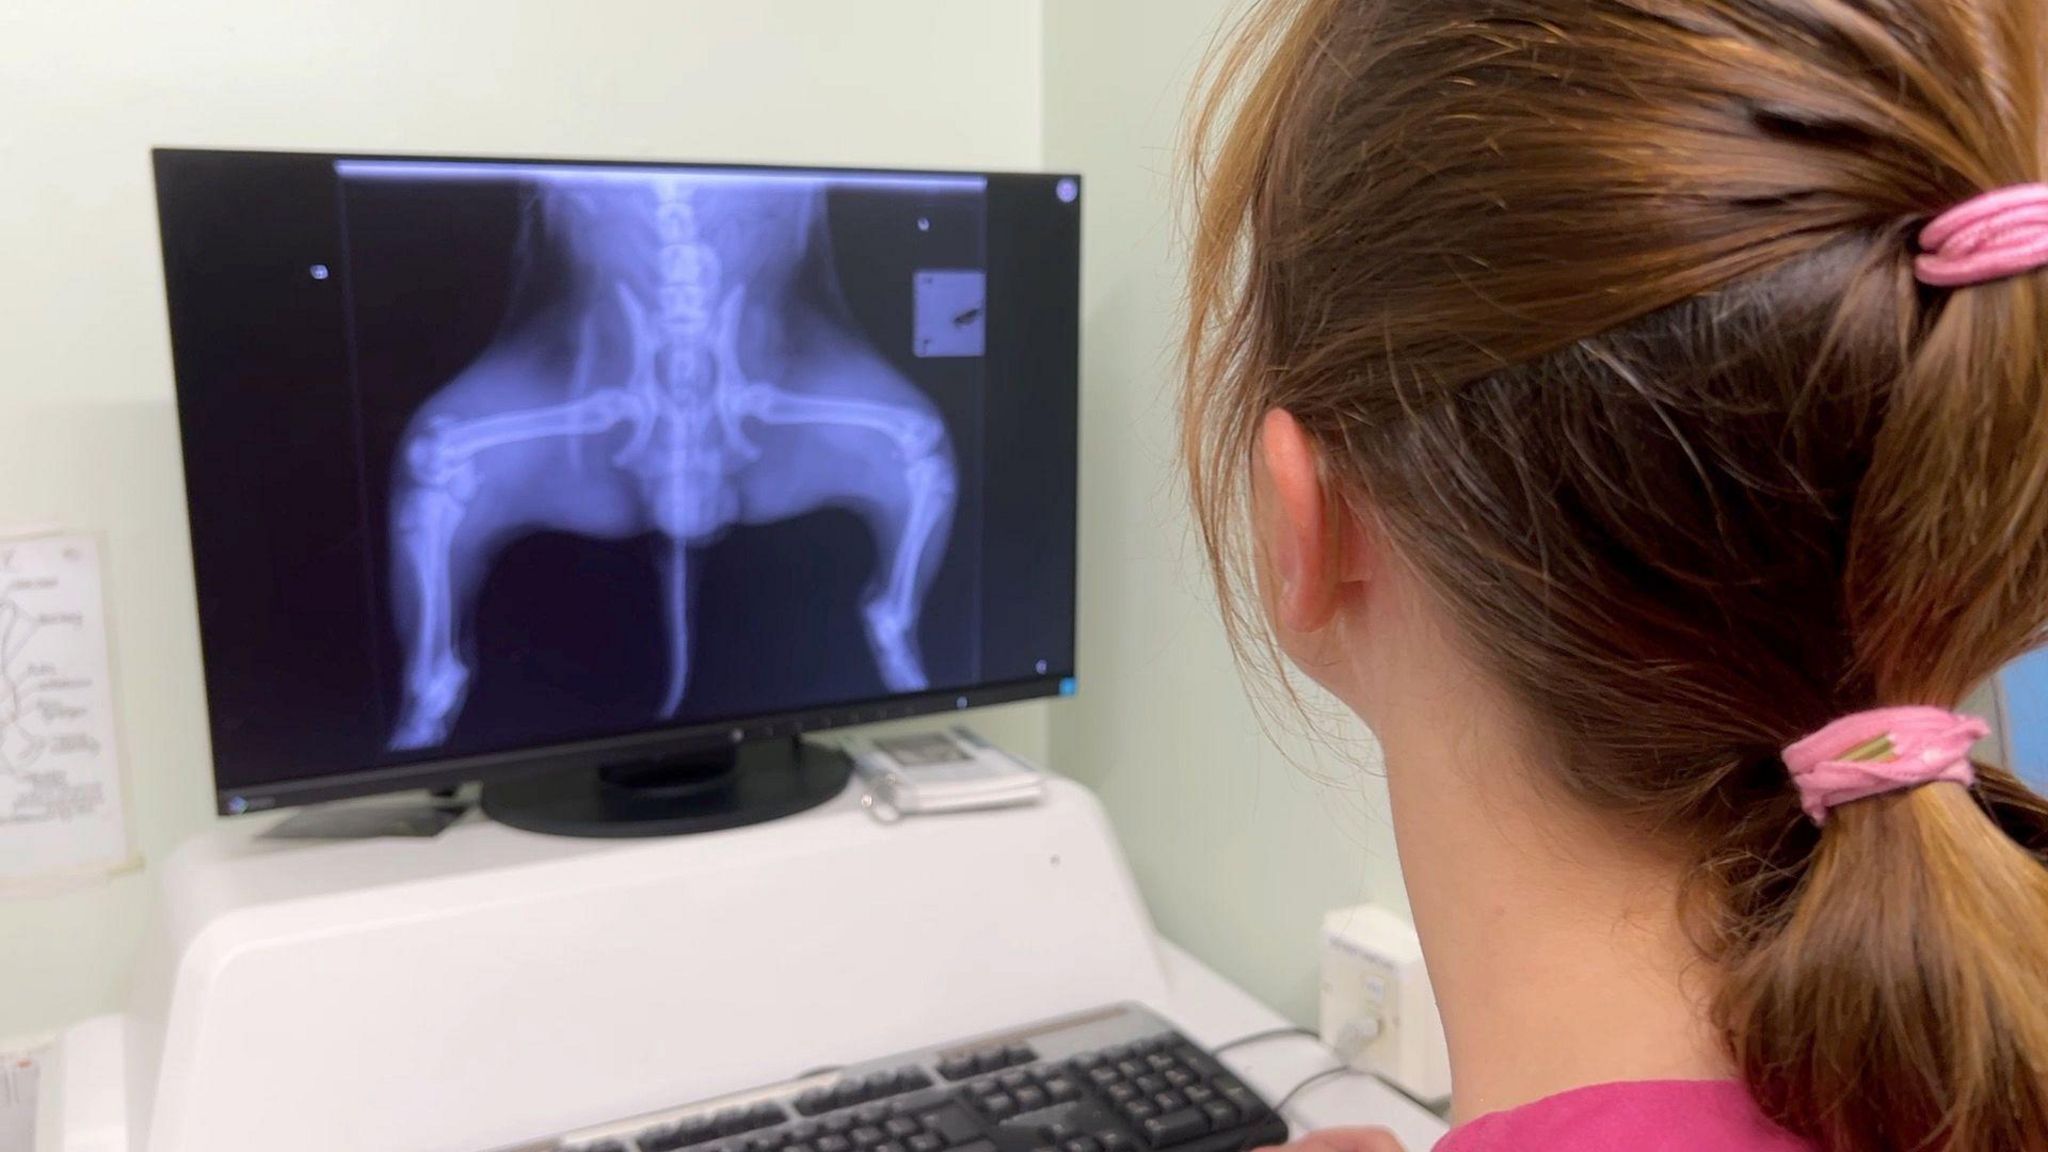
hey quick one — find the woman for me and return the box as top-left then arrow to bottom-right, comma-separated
1181,0 -> 2048,1148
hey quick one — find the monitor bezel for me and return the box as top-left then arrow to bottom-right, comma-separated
149,146 -> 1080,817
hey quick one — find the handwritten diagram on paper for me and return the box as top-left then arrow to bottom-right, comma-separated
0,534 -> 131,887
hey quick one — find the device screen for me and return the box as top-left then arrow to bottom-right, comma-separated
154,151 -> 1078,801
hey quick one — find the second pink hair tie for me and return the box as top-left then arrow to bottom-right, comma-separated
1915,182 -> 2048,287
1782,706 -> 1987,825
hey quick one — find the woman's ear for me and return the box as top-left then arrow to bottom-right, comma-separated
1255,408 -> 1343,634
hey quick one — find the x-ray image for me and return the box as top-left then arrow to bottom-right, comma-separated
337,163 -> 989,754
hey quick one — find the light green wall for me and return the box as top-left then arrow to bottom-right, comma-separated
1039,0 -> 1407,1026
0,0 -> 1047,1040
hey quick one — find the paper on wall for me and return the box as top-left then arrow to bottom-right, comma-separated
0,533 -> 135,892
0,1041 -> 41,1152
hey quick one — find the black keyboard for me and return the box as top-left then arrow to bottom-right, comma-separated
500,1004 -> 1292,1152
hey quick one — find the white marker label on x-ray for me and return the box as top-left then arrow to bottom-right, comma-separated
0,533 -> 134,890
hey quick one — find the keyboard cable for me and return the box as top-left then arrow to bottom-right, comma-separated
1212,1027 -> 1444,1142
1209,1026 -> 1321,1058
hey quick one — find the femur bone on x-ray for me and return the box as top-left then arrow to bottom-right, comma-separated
370,168 -> 965,751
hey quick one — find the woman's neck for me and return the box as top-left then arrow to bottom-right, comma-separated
1375,708 -> 1731,1124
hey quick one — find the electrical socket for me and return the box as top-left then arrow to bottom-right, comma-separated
1320,903 -> 1452,1105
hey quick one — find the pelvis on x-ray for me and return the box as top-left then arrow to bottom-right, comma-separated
385,173 -> 961,751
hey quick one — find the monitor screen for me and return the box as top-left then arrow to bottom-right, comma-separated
154,150 -> 1079,812
1997,650 -> 2048,794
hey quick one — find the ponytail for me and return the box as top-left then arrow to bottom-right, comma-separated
1723,220 -> 2048,1150
1725,784 -> 2048,1150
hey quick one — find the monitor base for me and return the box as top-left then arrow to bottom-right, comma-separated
480,737 -> 852,838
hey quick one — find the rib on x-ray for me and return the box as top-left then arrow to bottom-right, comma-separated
367,167 -> 963,751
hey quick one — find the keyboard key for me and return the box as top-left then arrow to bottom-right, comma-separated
878,1144 -> 907,1152
834,1083 -> 869,1109
921,1105 -> 983,1146
1217,1085 -> 1263,1118
1073,1053 -> 1104,1070
1135,1075 -> 1167,1095
819,1137 -> 853,1152
952,1142 -> 997,1152
639,1130 -> 686,1152
1062,1140 -> 1102,1152
853,1128 -> 887,1148
1039,1121 -> 1082,1143
787,1143 -> 817,1152
974,1051 -> 1009,1075
715,1109 -> 751,1134
1121,1100 -> 1158,1121
856,1107 -> 892,1127
1152,1092 -> 1187,1113
1087,1067 -> 1120,1088
1147,1054 -> 1176,1072
908,1136 -> 944,1152
1101,1136 -> 1135,1152
1105,1084 -> 1138,1104
797,1091 -> 836,1117
999,1070 -> 1032,1090
1200,1101 -> 1238,1130
1140,1110 -> 1209,1148
1004,1045 -> 1036,1067
898,1069 -> 935,1092
1116,1061 -> 1145,1079
755,1105 -> 792,1129
789,1124 -> 821,1142
1164,1070 -> 1193,1089
1044,1077 -> 1080,1103
1013,1086 -> 1048,1112
983,1096 -> 1019,1120
886,1117 -> 921,1138
894,1090 -> 951,1117
823,1117 -> 856,1135
938,1057 -> 977,1082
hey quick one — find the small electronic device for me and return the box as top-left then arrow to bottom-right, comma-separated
1319,905 -> 1451,1106
851,728 -> 1045,820
487,1003 -> 1289,1152
151,149 -> 1080,836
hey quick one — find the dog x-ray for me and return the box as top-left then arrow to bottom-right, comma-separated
337,163 -> 990,753
156,147 -> 1079,797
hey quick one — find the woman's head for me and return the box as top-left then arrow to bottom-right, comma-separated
1182,1 -> 2048,1148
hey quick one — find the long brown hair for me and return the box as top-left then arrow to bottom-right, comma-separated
1182,1 -> 2048,1149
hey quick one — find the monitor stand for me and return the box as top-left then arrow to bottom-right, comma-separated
479,736 -> 852,838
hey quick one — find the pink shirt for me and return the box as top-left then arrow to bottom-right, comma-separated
1436,1080 -> 1813,1151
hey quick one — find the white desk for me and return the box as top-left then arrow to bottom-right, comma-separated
42,777 -> 1446,1152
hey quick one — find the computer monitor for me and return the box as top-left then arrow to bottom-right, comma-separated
152,149 -> 1079,836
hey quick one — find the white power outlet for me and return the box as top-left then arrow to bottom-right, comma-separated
1320,904 -> 1451,1105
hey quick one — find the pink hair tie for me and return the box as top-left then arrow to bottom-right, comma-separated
1914,183 -> 2048,287
1783,706 -> 1987,825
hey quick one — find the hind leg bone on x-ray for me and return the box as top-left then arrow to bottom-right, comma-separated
391,390 -> 654,749
717,373 -> 957,689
